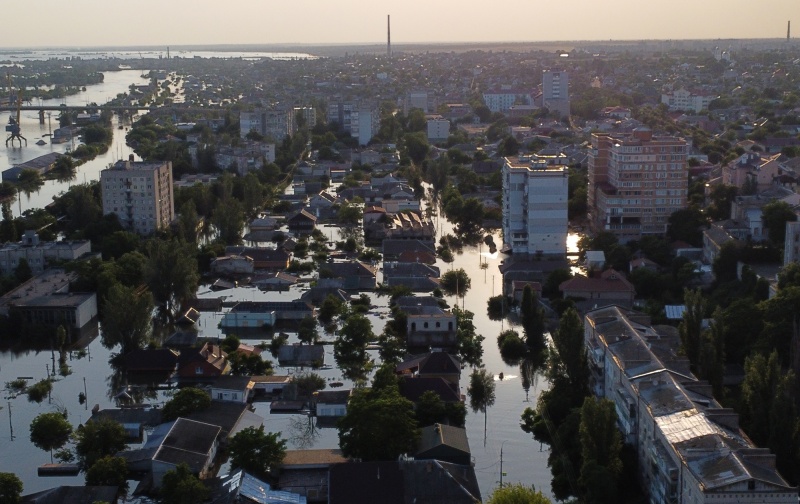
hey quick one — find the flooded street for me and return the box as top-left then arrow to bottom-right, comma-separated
0,70 -> 566,499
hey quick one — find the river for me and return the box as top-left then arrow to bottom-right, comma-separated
1,69 -> 150,218
0,68 -> 562,499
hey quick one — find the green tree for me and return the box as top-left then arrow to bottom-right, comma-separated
100,283 -> 153,354
333,314 -> 374,381
579,396 -> 623,503
228,426 -> 287,481
291,372 -> 326,398
318,294 -> 344,325
298,316 -> 318,345
161,388 -> 211,422
403,132 -> 430,166
159,463 -> 209,504
440,268 -> 471,297
497,330 -> 528,364
15,168 -> 43,197
486,483 -> 552,504
667,207 -> 706,246
762,200 -> 797,245
468,368 -> 496,444
700,308 -> 726,399
453,307 -> 484,367
30,412 -> 73,462
143,239 -> 200,316
0,472 -> 22,504
679,288 -> 706,370
520,285 -> 545,350
338,388 -> 420,460
211,197 -> 245,244
73,418 -> 128,470
550,308 -> 589,395
415,390 -> 447,427
84,456 -> 128,489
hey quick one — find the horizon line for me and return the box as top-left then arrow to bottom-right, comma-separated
1,37 -> 798,52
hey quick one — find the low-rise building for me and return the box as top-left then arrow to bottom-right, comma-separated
0,231 -> 91,276
0,269 -> 97,330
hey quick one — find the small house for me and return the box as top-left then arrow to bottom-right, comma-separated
396,352 -> 461,385
313,390 -> 351,418
278,344 -> 325,367
407,313 -> 458,348
280,449 -> 347,502
415,423 -> 471,466
251,375 -> 291,396
210,375 -> 254,404
177,343 -> 229,381
559,269 -> 636,308
152,418 -> 221,487
287,208 -> 317,234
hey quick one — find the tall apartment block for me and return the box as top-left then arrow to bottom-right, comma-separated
502,156 -> 568,256
239,110 -> 291,141
328,101 -> 379,146
291,106 -> 317,132
542,69 -> 570,119
100,159 -> 175,235
588,128 -> 688,241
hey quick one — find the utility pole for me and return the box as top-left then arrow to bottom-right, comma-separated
83,377 -> 88,410
7,401 -> 12,441
499,442 -> 504,488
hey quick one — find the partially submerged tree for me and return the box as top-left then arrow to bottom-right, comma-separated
468,368 -> 496,445
100,283 -> 154,354
30,412 -> 73,463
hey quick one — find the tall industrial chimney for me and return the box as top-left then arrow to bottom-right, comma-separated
387,15 -> 392,58
788,21 -> 791,41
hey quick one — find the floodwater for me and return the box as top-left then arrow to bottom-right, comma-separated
0,68 -> 566,499
1,69 -> 149,217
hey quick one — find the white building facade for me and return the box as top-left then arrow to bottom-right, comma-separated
502,157 -> 568,256
100,160 -> 175,235
426,116 -> 450,142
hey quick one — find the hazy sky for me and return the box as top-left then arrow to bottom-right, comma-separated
4,0 -> 799,48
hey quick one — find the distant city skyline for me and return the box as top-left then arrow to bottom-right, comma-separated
3,0 -> 799,48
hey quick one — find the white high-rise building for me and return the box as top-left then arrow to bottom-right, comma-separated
100,159 -> 174,235
502,156 -> 568,256
542,69 -> 570,118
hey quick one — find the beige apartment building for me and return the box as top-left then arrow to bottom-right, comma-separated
588,128 -> 688,241
100,159 -> 175,235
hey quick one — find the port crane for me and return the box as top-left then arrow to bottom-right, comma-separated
5,72 -> 27,147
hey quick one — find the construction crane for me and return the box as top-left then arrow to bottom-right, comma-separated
5,72 -> 26,147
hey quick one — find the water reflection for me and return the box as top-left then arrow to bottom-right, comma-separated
286,414 -> 321,450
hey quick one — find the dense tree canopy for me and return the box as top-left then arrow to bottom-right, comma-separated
228,426 -> 287,481
338,387 -> 419,461
74,418 -> 128,470
100,283 -> 154,354
0,472 -> 23,504
30,412 -> 73,462
161,388 -> 211,422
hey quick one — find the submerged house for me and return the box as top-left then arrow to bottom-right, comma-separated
220,301 -> 315,329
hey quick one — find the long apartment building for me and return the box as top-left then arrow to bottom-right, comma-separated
588,128 -> 688,241
584,305 -> 796,504
502,156 -> 568,256
100,159 -> 175,236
